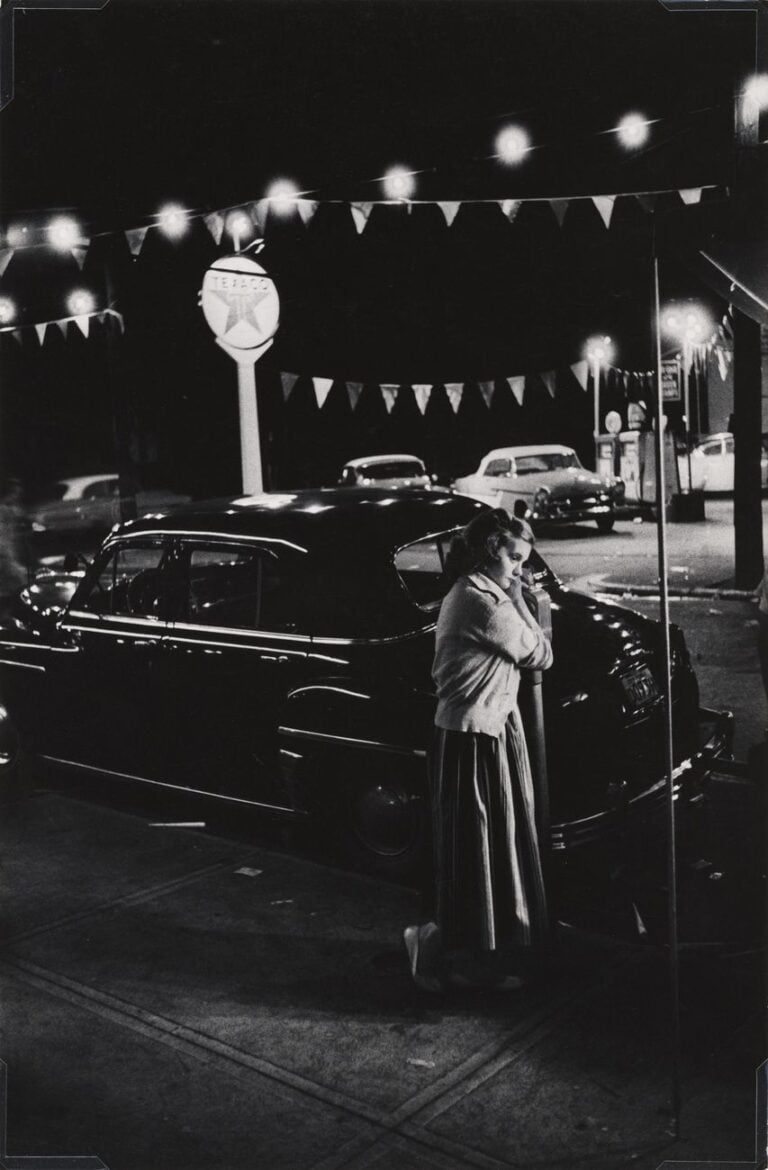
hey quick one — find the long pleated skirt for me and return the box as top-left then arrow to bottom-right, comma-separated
429,709 -> 548,953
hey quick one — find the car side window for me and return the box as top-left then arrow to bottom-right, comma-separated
723,437 -> 734,455
701,442 -> 722,457
83,479 -> 118,500
484,459 -> 512,477
76,542 -> 167,618
181,544 -> 298,633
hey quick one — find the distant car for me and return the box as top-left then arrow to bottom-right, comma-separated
338,455 -> 436,489
678,433 -> 768,493
453,444 -> 625,533
29,475 -> 191,544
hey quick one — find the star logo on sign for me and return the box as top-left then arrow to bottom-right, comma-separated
210,283 -> 272,336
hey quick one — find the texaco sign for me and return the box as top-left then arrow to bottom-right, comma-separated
200,255 -> 280,352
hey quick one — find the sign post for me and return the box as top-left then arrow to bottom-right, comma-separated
200,255 -> 280,494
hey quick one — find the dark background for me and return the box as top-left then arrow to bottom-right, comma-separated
0,0 -> 755,493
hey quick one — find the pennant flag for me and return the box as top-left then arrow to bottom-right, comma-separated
715,347 -> 729,381
34,323 -> 47,345
297,200 -> 318,225
350,202 -> 374,234
111,310 -> 125,335
73,315 -> 90,338
346,382 -> 364,411
507,375 -> 525,406
549,199 -> 569,226
312,376 -> 333,409
570,359 -> 589,390
0,249 -> 14,278
635,194 -> 656,214
125,227 -> 149,256
445,383 -> 463,414
623,371 -> 630,391
592,195 -> 616,229
380,384 -> 399,414
11,330 -> 22,344
721,313 -> 734,342
280,372 -> 299,401
204,212 -> 225,244
71,246 -> 88,270
679,188 -> 703,206
412,384 -> 433,415
540,370 -> 556,398
437,202 -> 461,227
478,381 -> 495,408
501,199 -> 522,223
250,200 -> 269,231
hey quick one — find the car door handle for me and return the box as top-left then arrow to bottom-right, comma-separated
261,654 -> 290,664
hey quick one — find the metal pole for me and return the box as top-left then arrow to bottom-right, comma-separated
592,358 -> 600,468
653,254 -> 682,1137
682,342 -> 693,493
237,360 -> 263,494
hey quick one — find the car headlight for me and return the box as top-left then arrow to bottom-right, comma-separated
31,521 -> 46,532
533,487 -> 549,515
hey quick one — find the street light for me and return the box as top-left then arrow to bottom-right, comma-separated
0,296 -> 17,325
495,124 -> 531,165
585,335 -> 615,459
47,216 -> 82,251
662,302 -> 712,492
382,166 -> 416,200
225,210 -> 254,252
67,289 -> 95,316
615,112 -> 651,150
157,203 -> 189,239
266,178 -> 301,215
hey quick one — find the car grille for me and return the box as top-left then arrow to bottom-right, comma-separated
547,494 -> 610,515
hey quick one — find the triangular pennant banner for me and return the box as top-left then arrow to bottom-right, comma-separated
540,370 -> 557,398
11,329 -> 23,344
281,372 -> 299,401
34,323 -> 47,345
679,188 -> 703,206
507,375 -> 525,406
73,315 -> 90,338
412,384 -> 433,415
592,195 -> 616,229
636,194 -> 657,214
54,319 -> 67,338
251,200 -> 269,231
312,376 -> 334,409
715,347 -> 728,381
478,381 -> 495,408
380,384 -> 399,414
437,202 -> 461,227
350,202 -> 374,234
435,202 -> 458,226
0,249 -> 14,278
71,246 -> 88,270
501,199 -> 522,223
204,212 -> 225,244
570,359 -> 589,390
125,227 -> 149,256
445,383 -> 463,414
346,382 -> 364,411
297,200 -> 318,225
111,311 -> 125,335
549,199 -> 569,226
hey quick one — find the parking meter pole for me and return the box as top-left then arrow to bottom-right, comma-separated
519,671 -> 551,936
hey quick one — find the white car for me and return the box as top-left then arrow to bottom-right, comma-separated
338,454 -> 436,489
453,444 -> 625,532
30,475 -> 191,541
678,433 -> 768,493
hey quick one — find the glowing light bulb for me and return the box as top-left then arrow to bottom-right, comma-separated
743,73 -> 768,110
48,216 -> 81,251
67,289 -> 95,316
616,113 -> 650,150
0,297 -> 17,325
266,179 -> 300,214
157,203 -> 189,239
382,167 -> 415,200
495,125 -> 530,165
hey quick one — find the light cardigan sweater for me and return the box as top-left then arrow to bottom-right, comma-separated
433,571 -> 553,736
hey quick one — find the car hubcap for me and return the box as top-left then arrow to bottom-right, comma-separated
349,781 -> 419,858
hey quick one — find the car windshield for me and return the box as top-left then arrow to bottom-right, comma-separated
515,452 -> 581,475
29,480 -> 68,504
394,531 -> 554,612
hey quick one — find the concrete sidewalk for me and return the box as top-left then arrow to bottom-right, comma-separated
0,787 -> 763,1170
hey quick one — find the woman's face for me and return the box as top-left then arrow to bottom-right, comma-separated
487,535 -> 532,590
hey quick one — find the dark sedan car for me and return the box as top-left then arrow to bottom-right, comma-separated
0,489 -> 732,895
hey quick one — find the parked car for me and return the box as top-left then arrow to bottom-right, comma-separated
452,445 -> 627,533
29,475 -> 191,546
0,488 -> 732,911
677,433 -> 768,493
338,454 -> 436,489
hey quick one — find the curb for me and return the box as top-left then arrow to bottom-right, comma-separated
587,578 -> 757,601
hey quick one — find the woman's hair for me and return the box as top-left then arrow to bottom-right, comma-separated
444,508 -> 535,584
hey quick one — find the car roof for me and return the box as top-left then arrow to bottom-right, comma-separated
481,445 -> 575,460
343,454 -> 425,469
58,474 -> 118,490
112,487 -> 486,553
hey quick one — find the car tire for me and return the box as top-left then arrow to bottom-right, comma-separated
340,764 -> 427,884
596,515 -> 615,534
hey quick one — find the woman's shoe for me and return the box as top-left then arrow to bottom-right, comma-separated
403,924 -> 444,993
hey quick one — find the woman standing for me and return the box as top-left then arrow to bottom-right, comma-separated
404,509 -> 553,991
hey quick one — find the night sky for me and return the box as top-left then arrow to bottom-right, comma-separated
1,0 -> 756,226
